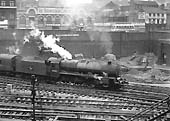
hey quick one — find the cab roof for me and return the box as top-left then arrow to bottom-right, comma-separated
48,57 -> 62,63
0,54 -> 18,60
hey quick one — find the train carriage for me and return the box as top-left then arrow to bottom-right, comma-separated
0,54 -> 20,72
16,57 -> 47,76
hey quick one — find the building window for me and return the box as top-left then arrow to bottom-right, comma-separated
162,14 -> 164,17
29,17 -> 35,27
153,13 -> 155,17
55,16 -> 61,24
157,13 -> 159,17
10,1 -> 14,6
38,16 -> 44,25
149,13 -> 151,17
150,19 -> 154,24
9,13 -> 14,19
1,1 -> 6,6
28,9 -> 36,17
19,16 -> 26,25
0,14 -> 5,20
19,2 -> 25,9
46,16 -> 53,24
162,19 -> 165,24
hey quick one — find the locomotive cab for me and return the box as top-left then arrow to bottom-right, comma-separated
46,57 -> 61,78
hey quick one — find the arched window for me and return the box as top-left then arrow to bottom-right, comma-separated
55,16 -> 61,24
28,9 -> 36,17
38,16 -> 44,25
46,15 -> 53,24
19,15 -> 26,25
28,9 -> 36,27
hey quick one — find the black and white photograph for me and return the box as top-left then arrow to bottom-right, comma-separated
0,0 -> 169,121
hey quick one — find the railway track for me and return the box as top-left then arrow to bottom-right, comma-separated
0,75 -> 166,102
0,99 -> 164,121
125,82 -> 170,95
0,75 -> 169,121
0,94 -> 165,110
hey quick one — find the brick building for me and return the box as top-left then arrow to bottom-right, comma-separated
16,0 -> 94,30
16,0 -> 38,29
129,0 -> 167,31
165,3 -> 170,29
95,1 -> 128,23
0,0 -> 16,28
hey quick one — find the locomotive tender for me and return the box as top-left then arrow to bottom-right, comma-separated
0,54 -> 126,90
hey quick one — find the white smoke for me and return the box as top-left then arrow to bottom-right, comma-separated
41,32 -> 72,59
21,27 -> 73,59
7,43 -> 20,55
30,28 -> 41,37
100,32 -> 113,54
23,35 -> 30,44
6,32 -> 21,54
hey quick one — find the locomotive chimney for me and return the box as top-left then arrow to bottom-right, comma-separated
108,61 -> 112,65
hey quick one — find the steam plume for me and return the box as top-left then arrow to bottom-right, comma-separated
41,32 -> 72,59
6,32 -> 21,54
87,31 -> 113,54
100,32 -> 113,54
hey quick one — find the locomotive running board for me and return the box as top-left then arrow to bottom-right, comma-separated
59,71 -> 115,80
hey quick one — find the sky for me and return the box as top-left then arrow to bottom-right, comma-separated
38,0 -> 170,10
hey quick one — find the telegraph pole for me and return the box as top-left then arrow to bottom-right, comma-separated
31,75 -> 37,121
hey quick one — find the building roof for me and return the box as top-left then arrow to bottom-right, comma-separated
101,1 -> 119,10
120,5 -> 130,11
134,0 -> 158,6
142,7 -> 166,13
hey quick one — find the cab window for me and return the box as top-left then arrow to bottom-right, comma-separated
52,63 -> 55,68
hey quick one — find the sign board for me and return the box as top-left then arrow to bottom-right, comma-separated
138,12 -> 146,19
38,8 -> 71,14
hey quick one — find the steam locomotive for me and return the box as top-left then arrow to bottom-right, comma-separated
0,54 -> 127,90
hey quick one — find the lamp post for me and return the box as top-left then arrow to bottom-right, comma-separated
31,75 -> 37,121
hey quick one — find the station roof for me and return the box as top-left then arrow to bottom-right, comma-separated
159,39 -> 170,44
143,7 -> 166,13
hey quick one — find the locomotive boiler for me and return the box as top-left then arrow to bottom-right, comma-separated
0,54 -> 127,90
